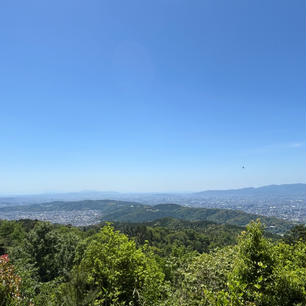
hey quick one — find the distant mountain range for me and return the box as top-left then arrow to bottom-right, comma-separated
0,184 -> 305,223
0,184 -> 305,205
196,184 -> 306,198
0,199 -> 296,234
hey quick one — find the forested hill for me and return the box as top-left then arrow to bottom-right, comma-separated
0,199 -> 295,234
84,217 -> 279,254
96,203 -> 293,234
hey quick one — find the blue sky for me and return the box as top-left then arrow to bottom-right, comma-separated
0,0 -> 305,194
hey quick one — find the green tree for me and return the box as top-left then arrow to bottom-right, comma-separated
12,222 -> 80,283
78,224 -> 165,306
271,241 -> 306,306
53,265 -> 98,306
228,220 -> 274,306
283,224 -> 306,244
228,220 -> 306,306
0,220 -> 25,255
164,246 -> 235,306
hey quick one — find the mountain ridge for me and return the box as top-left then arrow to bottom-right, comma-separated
0,199 -> 296,234
0,183 -> 305,202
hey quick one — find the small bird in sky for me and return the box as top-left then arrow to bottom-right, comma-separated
242,166 -> 245,169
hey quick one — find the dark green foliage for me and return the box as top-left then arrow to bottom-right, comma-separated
84,218 -> 278,255
6,221 -> 82,304
0,220 -> 26,255
11,222 -> 79,282
0,218 -> 304,306
117,220 -> 232,254
283,224 -> 306,244
23,222 -> 61,282
54,266 -> 98,306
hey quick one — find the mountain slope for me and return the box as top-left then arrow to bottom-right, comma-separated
101,203 -> 293,234
0,200 -> 295,234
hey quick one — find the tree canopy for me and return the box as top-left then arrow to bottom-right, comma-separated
0,218 -> 304,306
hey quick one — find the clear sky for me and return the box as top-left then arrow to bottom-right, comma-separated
0,0 -> 305,194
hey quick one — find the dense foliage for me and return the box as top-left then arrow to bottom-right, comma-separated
0,218 -> 305,305
83,218 -> 247,254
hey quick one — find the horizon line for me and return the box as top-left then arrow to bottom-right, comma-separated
0,182 -> 305,197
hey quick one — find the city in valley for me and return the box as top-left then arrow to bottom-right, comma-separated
0,184 -> 305,227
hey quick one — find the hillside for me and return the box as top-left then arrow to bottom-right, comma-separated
100,203 -> 293,234
0,200 -> 295,234
1,184 -> 305,223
